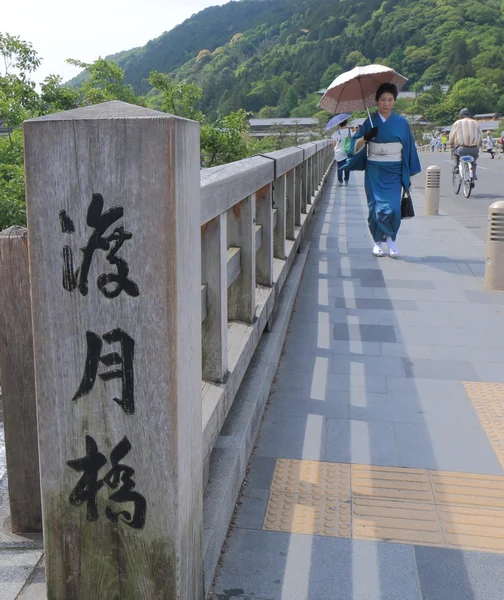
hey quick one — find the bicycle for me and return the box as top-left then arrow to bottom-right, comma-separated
452,154 -> 475,198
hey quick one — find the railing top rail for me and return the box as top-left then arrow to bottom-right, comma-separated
200,140 -> 330,226
200,155 -> 273,226
261,146 -> 304,178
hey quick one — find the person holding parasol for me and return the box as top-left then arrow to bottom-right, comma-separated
320,65 -> 421,258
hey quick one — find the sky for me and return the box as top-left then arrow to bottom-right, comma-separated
4,0 -> 229,84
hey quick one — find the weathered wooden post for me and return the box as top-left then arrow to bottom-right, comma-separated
0,226 -> 42,533
23,101 -> 203,599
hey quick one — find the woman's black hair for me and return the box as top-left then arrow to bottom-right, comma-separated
340,119 -> 348,127
375,82 -> 398,102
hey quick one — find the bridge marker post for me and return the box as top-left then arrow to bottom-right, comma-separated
0,226 -> 42,533
24,101 -> 203,600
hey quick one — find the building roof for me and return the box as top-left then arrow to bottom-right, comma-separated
474,113 -> 501,119
249,118 -> 318,127
248,131 -> 318,138
0,121 -> 12,136
476,120 -> 500,130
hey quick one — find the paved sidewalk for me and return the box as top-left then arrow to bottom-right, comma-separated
210,168 -> 504,599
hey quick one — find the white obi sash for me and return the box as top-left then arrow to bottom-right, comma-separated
368,141 -> 403,162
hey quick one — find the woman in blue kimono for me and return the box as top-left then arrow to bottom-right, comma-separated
347,83 -> 421,257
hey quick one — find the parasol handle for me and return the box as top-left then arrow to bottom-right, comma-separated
357,77 -> 373,124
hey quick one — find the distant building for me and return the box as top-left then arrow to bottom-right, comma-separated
248,117 -> 319,139
348,118 -> 366,128
0,121 -> 12,137
422,84 -> 449,93
407,114 -> 431,126
473,113 -> 501,122
438,120 -> 500,134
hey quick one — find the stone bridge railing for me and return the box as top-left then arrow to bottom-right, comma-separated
0,101 -> 333,599
199,141 -> 332,478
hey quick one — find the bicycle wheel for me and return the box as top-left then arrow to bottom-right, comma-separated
462,162 -> 472,198
452,169 -> 461,194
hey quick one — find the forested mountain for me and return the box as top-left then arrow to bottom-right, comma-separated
91,0 -> 504,121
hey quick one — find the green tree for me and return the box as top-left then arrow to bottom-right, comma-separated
148,71 -> 203,121
320,63 -> 343,88
446,78 -> 495,116
67,58 -> 144,106
0,33 -> 41,130
200,109 -> 250,167
0,129 -> 26,228
39,75 -> 80,114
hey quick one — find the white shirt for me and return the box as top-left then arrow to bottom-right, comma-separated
333,128 -> 351,162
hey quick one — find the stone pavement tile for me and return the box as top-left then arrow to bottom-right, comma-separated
16,559 -> 45,600
394,422 -> 503,474
381,342 -> 504,363
325,418 -> 400,466
277,349 -> 338,374
465,290 -> 504,304
267,389 -> 350,419
246,457 -> 277,490
212,529 -> 421,600
254,414 -> 326,460
392,310 -> 462,328
401,357 -> 480,381
386,377 -> 469,398
333,323 -> 397,343
234,488 -> 269,531
290,306 -> 397,326
360,279 -> 436,290
272,366 -> 387,395
349,388 -> 480,426
414,546 -> 504,600
392,326 -> 488,347
471,362 -> 504,383
333,298 -> 418,311
373,287 -> 469,303
324,341 -> 382,357
213,596 -> 273,599
297,280 -> 375,300
332,355 -> 405,378
0,550 -> 42,600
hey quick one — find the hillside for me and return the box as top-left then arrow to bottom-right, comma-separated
75,0 -> 504,119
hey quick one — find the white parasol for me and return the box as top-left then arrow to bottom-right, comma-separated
319,64 -> 408,121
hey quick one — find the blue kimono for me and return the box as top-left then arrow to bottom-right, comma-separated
344,111 -> 421,242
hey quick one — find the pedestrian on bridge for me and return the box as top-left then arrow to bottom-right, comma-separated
485,131 -> 495,159
347,82 -> 421,258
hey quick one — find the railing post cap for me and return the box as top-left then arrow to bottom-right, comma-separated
489,200 -> 504,212
0,225 -> 27,238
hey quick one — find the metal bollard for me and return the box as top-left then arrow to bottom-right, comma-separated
484,201 -> 504,290
425,165 -> 441,215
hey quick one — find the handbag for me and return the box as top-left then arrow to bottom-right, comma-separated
343,134 -> 352,155
401,187 -> 415,219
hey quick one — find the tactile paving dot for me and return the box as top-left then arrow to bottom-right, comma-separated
463,382 -> 504,468
263,491 -> 352,537
271,459 -> 351,496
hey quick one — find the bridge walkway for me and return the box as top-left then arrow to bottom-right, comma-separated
210,168 -> 504,600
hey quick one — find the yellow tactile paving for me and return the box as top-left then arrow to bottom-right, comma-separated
272,458 -> 351,495
463,381 -> 504,468
263,491 -> 352,537
353,498 -> 444,547
352,464 -> 434,503
263,459 -> 504,553
430,471 -> 504,508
